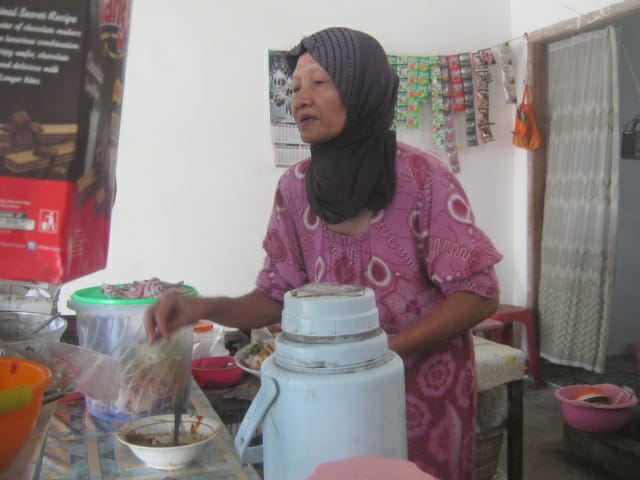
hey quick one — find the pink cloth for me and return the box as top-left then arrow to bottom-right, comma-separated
257,142 -> 502,480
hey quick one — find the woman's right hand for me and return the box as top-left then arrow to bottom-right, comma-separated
144,290 -> 202,343
144,288 -> 283,343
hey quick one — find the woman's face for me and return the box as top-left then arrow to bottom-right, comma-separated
291,53 -> 347,144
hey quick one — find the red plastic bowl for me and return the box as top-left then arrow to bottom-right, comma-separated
192,356 -> 244,389
555,383 -> 638,433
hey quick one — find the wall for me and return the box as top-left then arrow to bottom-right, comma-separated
60,0 -> 519,310
58,1 -> 628,322
510,0 -> 632,35
610,12 -> 640,355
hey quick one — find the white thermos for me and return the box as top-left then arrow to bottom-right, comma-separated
235,283 -> 407,480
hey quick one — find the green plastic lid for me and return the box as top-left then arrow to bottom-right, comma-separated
69,284 -> 198,306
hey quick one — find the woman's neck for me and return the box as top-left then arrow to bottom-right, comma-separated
326,209 -> 372,235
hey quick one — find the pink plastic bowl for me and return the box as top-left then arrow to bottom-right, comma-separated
555,383 -> 638,433
192,356 -> 244,389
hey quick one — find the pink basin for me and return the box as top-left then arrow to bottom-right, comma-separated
555,384 -> 638,433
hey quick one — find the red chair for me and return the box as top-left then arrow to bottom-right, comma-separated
473,305 -> 544,389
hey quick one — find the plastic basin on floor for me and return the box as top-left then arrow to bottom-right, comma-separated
555,383 -> 638,433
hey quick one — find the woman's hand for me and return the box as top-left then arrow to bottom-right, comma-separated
144,288 -> 284,343
144,291 -> 204,343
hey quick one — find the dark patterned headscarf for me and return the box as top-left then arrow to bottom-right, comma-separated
287,27 -> 399,225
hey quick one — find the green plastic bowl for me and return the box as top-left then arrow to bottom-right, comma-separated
69,284 -> 198,306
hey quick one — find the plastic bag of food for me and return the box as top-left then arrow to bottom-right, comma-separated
85,327 -> 193,422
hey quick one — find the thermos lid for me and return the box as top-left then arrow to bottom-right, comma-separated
282,283 -> 379,336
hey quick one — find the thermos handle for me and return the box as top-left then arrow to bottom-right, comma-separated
234,375 -> 278,464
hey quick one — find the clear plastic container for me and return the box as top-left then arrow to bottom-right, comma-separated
68,285 -> 197,422
192,320 -> 228,359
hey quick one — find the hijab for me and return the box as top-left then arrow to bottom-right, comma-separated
287,27 -> 399,225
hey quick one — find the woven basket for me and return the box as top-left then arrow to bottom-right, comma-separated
474,427 -> 505,480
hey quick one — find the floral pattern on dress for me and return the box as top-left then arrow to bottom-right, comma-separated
406,392 -> 432,439
417,350 -> 456,397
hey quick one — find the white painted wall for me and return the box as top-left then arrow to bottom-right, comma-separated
510,0 -> 629,36
59,0 -> 622,314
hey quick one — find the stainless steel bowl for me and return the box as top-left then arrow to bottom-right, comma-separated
0,311 -> 67,356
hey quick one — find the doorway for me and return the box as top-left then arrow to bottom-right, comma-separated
525,2 -> 640,368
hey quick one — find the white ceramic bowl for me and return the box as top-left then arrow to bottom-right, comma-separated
116,414 -> 222,470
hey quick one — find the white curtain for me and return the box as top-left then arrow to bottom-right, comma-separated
539,26 -> 619,373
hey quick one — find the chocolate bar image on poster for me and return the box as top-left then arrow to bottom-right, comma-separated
0,0 -> 90,180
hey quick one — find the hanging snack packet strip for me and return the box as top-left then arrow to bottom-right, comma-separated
390,55 -> 410,129
405,56 -> 424,128
439,56 -> 460,173
448,55 -> 465,113
472,50 -> 495,144
458,53 -> 478,146
428,56 -> 445,150
414,56 -> 431,102
497,42 -> 517,104
388,56 -> 400,129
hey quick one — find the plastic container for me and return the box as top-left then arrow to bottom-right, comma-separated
192,356 -> 244,389
555,383 -> 638,433
192,320 -> 227,359
68,285 -> 197,422
0,311 -> 67,358
0,357 -> 52,472
235,284 -> 407,480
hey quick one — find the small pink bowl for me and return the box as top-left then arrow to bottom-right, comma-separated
192,356 -> 244,389
555,383 -> 638,433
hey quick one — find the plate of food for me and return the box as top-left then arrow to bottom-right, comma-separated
234,340 -> 275,377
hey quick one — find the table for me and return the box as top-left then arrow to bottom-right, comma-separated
473,335 -> 526,480
207,337 -> 526,480
6,380 -> 261,480
9,337 -> 522,480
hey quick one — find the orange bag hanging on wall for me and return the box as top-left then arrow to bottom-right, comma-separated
512,83 -> 542,150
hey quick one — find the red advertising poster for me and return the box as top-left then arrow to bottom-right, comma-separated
0,0 -> 131,283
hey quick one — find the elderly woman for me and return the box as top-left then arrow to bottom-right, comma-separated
145,27 -> 501,480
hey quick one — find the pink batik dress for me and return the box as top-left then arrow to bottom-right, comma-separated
256,142 -> 502,480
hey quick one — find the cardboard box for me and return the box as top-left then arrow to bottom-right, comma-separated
0,0 -> 131,283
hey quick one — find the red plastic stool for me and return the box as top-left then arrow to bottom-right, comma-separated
473,305 -> 544,389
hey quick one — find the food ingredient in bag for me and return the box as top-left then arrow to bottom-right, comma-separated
117,342 -> 188,417
101,278 -> 188,299
86,337 -> 191,420
125,430 -> 208,447
245,341 -> 275,371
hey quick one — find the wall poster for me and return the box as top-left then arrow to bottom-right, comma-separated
268,50 -> 309,167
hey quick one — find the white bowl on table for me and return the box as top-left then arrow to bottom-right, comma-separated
116,414 -> 222,470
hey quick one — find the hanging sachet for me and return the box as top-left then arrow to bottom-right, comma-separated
512,83 -> 542,150
458,53 -> 478,146
439,56 -> 460,173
